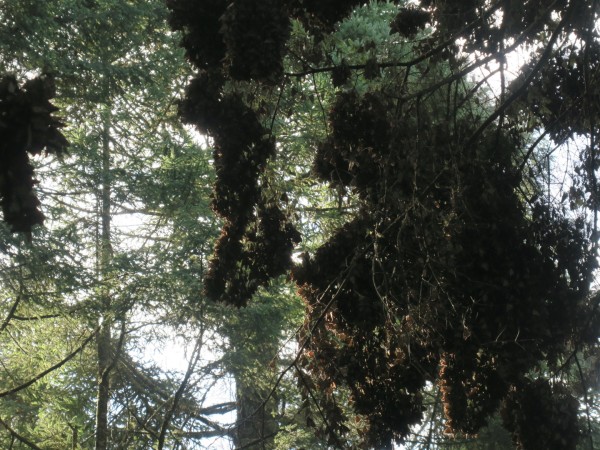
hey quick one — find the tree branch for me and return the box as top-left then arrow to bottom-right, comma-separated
0,416 -> 43,450
284,1 -> 503,78
0,296 -> 22,333
0,327 -> 99,398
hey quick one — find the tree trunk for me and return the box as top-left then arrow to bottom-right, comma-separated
224,301 -> 285,449
234,375 -> 278,450
95,108 -> 113,450
95,320 -> 112,450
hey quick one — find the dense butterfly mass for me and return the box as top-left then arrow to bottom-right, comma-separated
167,1 -> 600,448
0,74 -> 68,234
167,1 -> 301,307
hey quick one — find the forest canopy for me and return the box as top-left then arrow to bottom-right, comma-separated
1,0 -> 600,449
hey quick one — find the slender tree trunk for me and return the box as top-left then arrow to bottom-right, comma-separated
95,322 -> 112,450
95,108 -> 113,450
